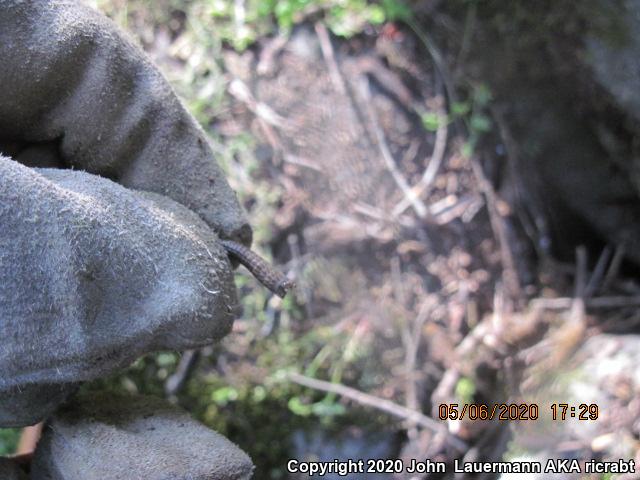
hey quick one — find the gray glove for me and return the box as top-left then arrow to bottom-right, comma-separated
0,0 -> 251,427
0,158 -> 238,426
30,392 -> 254,480
0,0 -> 251,245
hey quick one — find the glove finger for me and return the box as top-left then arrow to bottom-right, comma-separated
31,392 -> 254,480
0,0 -> 251,246
0,157 -> 237,426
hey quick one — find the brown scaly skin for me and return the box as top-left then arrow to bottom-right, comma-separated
221,240 -> 294,298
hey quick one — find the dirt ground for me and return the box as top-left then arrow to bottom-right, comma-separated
218,23 -> 640,477
100,3 -> 640,478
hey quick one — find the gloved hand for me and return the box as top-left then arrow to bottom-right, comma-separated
30,392 -> 254,480
0,0 -> 252,428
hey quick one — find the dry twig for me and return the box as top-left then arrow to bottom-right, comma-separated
470,156 -> 522,303
257,33 -> 289,76
602,245 -> 626,291
352,201 -> 415,229
228,78 -> 290,129
531,295 -> 640,310
392,105 -> 449,216
288,372 -> 468,451
401,298 -> 434,437
314,22 -> 347,95
165,349 -> 200,396
584,246 -> 612,298
491,107 -> 551,257
358,77 -> 429,217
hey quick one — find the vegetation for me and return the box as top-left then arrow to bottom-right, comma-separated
98,0 -> 411,51
5,0 -> 637,476
2,0 -> 493,468
0,429 -> 19,456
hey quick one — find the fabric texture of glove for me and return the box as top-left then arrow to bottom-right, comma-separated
0,0 -> 251,246
0,157 -> 238,427
30,391 -> 254,480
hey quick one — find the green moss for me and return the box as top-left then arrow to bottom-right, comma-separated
88,2 -> 418,476
0,428 -> 20,456
104,0 -> 416,51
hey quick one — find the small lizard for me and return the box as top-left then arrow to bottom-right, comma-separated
221,240 -> 295,298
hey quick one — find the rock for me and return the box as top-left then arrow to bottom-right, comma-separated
503,333 -> 640,479
586,0 -> 640,123
585,0 -> 640,197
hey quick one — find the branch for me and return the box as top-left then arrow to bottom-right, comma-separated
315,22 -> 347,95
392,107 -> 448,217
358,77 -> 429,218
288,372 -> 467,451
228,78 -> 290,129
531,295 -> 640,310
470,157 -> 522,303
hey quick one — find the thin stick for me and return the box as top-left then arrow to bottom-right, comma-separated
568,248 -> 588,348
358,77 -> 428,217
314,22 -> 347,95
353,202 -> 416,228
584,246 -> 611,298
257,33 -> 289,76
392,109 -> 448,216
403,299 -> 432,434
406,18 -> 456,107
165,349 -> 200,396
573,246 -> 588,300
602,245 -> 626,291
492,107 -> 551,256
288,372 -> 467,451
470,157 -> 522,302
531,296 -> 640,310
455,1 -> 477,71
233,0 -> 246,40
283,154 -> 322,172
228,79 -> 290,129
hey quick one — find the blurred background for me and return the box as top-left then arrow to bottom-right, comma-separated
5,0 -> 640,478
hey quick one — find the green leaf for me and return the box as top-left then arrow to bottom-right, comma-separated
252,385 -> 267,402
288,396 -> 313,416
461,141 -> 474,158
470,114 -> 492,132
256,0 -> 277,17
451,101 -> 470,117
421,111 -> 444,132
473,84 -> 492,106
274,0 -> 294,28
212,386 -> 239,405
455,377 -> 476,403
367,5 -> 386,24
209,0 -> 230,17
0,429 -> 20,456
381,0 -> 411,21
156,352 -> 177,368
